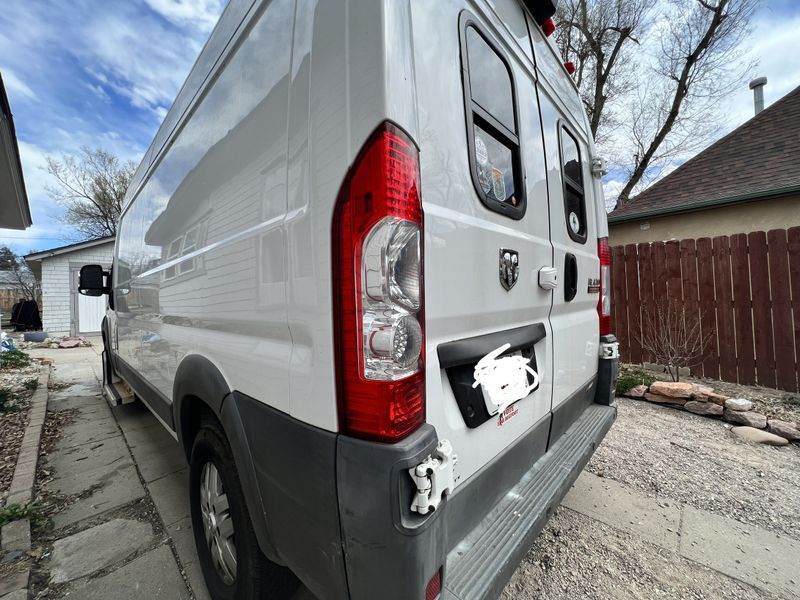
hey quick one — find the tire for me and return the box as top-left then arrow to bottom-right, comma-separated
189,418 -> 299,600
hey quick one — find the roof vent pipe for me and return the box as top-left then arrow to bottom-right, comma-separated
749,77 -> 767,115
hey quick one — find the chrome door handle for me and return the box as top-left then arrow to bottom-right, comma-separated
538,267 -> 558,291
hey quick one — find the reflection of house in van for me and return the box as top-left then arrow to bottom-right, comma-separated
25,237 -> 114,336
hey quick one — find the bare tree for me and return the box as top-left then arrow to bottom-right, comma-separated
0,246 -> 40,301
555,0 -> 654,143
616,0 -> 758,205
637,298 -> 713,381
46,147 -> 136,239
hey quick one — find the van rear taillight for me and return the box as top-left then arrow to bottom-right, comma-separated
598,237 -> 612,336
332,122 -> 425,443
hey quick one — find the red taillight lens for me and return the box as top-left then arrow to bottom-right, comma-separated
598,237 -> 612,336
542,17 -> 556,37
564,61 -> 576,75
332,122 -> 425,443
425,569 -> 442,600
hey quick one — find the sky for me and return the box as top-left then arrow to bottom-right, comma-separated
1,0 -> 799,255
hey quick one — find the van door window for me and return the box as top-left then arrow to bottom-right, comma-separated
460,16 -> 525,219
559,127 -> 587,243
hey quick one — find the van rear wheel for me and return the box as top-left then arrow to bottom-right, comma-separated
189,420 -> 298,599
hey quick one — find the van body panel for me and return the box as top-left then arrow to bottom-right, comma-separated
114,0 -> 296,418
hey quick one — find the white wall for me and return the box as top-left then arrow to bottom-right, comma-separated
40,242 -> 114,336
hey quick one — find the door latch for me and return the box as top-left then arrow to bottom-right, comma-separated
538,266 -> 558,291
409,440 -> 457,515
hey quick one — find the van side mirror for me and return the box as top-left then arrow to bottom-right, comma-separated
79,264 -> 110,296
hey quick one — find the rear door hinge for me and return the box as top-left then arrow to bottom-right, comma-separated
409,440 -> 457,515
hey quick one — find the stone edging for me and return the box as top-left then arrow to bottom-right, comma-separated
0,365 -> 50,596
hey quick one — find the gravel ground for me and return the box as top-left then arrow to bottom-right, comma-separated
587,398 -> 800,538
503,508 -> 781,600
503,397 -> 800,599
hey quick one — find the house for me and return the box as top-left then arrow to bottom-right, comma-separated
25,237 -> 115,336
608,83 -> 800,245
0,72 -> 31,230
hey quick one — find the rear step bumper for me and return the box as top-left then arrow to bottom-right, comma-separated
444,403 -> 616,600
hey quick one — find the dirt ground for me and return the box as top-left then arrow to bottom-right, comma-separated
503,398 -> 800,599
0,359 -> 40,496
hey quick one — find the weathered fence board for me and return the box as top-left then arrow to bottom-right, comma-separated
729,233 -> 755,385
788,227 -> 800,392
768,229 -> 796,392
624,244 -> 643,364
748,231 -> 775,389
612,227 -> 800,393
639,243 -> 655,364
696,237 -> 718,380
713,236 -> 737,383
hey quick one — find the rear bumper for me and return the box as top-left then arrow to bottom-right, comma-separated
335,391 -> 617,600
231,367 -> 617,600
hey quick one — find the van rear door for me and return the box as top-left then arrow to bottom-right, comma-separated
411,0 -> 555,490
530,20 -> 602,445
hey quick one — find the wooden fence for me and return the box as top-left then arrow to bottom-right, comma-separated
612,227 -> 800,393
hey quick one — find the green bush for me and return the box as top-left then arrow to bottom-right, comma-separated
616,368 -> 656,396
0,387 -> 13,411
0,503 -> 49,530
782,393 -> 800,406
1,350 -> 32,370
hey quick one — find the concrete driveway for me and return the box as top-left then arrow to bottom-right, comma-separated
25,345 -> 799,599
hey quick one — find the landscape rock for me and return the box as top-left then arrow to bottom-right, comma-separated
649,381 -> 694,399
767,419 -> 800,442
691,385 -> 715,400
704,391 -> 729,406
626,385 -> 648,398
723,409 -> 767,429
725,398 -> 754,412
684,400 -> 723,417
58,339 -> 81,349
49,518 -> 154,584
644,392 -> 687,406
731,426 -> 789,446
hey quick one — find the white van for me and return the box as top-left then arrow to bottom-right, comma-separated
79,0 -> 619,598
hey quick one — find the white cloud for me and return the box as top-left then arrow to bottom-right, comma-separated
143,0 -> 227,33
80,10 -> 205,113
719,11 -> 800,130
1,67 -> 37,102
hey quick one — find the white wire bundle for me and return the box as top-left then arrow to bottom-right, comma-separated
472,343 -> 540,416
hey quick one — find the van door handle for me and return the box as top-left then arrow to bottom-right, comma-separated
564,253 -> 578,302
538,267 -> 558,291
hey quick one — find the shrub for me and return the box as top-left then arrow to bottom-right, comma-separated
1,350 -> 32,370
0,503 -> 50,530
0,387 -> 14,411
616,368 -> 656,396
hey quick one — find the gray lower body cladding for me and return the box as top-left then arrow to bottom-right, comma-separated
230,373 -> 617,600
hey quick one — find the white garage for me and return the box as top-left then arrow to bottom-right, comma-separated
25,237 -> 115,337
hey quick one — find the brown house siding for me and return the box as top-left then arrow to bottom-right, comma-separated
609,195 -> 800,246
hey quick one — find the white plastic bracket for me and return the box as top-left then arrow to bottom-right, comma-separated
600,340 -> 619,360
409,440 -> 457,515
591,156 -> 608,179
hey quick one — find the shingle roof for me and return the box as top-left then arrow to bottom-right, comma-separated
609,84 -> 800,222
24,236 -> 115,262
